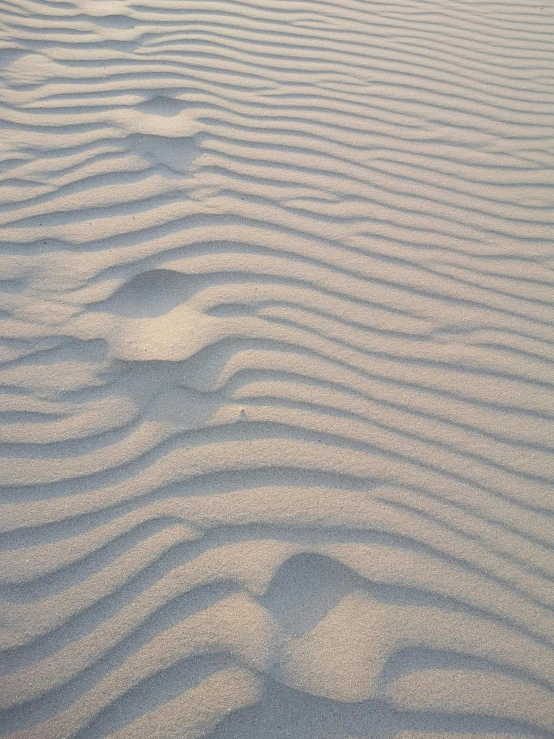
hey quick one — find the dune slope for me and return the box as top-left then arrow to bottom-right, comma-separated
1,0 -> 554,737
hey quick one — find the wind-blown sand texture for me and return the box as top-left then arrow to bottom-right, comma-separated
0,0 -> 554,736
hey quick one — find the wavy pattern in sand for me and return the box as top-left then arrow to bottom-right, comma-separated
1,0 -> 554,737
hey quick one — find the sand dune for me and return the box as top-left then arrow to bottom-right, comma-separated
1,0 -> 554,737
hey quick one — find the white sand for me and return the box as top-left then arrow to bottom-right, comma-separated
0,0 -> 554,737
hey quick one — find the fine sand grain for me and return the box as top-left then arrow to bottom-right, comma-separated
1,0 -> 554,737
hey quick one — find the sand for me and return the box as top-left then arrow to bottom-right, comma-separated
0,0 -> 553,737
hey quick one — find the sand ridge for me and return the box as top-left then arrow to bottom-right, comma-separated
0,0 -> 554,737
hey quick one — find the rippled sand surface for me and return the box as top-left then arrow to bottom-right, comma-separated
1,0 -> 554,737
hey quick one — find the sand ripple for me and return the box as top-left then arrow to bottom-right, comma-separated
1,0 -> 553,736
